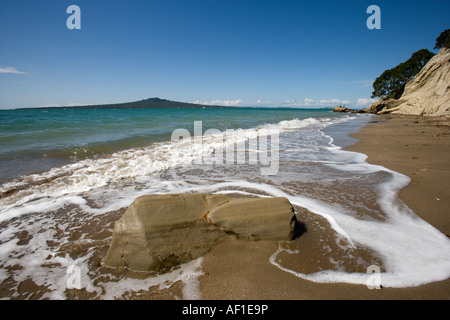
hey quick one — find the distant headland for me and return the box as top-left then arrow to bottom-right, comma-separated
23,98 -> 226,110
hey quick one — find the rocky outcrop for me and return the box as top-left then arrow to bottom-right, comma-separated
104,194 -> 299,272
332,106 -> 365,113
333,106 -> 350,113
368,48 -> 450,116
362,98 -> 395,114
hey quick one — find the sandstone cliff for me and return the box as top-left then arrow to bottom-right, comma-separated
367,48 -> 450,116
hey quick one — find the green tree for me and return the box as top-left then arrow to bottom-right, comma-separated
371,49 -> 435,99
435,29 -> 450,49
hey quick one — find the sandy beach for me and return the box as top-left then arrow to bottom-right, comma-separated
347,115 -> 450,237
195,114 -> 450,300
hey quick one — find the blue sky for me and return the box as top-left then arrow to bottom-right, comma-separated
0,0 -> 448,109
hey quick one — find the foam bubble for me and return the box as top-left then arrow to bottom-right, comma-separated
98,257 -> 204,300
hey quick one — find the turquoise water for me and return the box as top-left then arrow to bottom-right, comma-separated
0,107 -> 339,181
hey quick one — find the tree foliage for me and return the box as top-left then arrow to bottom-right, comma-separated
435,29 -> 450,49
371,49 -> 435,99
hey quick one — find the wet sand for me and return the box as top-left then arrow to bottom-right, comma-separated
196,114 -> 450,300
347,115 -> 450,237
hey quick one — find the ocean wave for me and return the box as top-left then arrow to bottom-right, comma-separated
0,116 -> 347,220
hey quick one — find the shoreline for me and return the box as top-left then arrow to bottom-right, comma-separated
347,114 -> 450,237
196,114 -> 450,300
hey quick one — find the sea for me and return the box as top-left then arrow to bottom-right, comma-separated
0,107 -> 449,299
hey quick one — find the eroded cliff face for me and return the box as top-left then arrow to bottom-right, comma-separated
368,48 -> 450,116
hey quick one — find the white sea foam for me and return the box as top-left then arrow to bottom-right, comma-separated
99,257 -> 204,300
172,180 -> 450,288
270,132 -> 450,288
0,116 -> 347,221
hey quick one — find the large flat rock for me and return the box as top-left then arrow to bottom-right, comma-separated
104,194 -> 298,272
